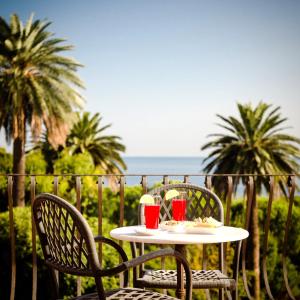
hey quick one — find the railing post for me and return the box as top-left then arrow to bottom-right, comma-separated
52,175 -> 60,295
30,176 -> 37,300
204,175 -> 212,300
282,175 -> 296,300
53,176 -> 59,195
119,176 -> 125,227
262,176 -> 275,299
204,175 -> 212,190
97,176 -> 104,265
223,176 -> 232,274
138,176 -> 147,277
119,175 -> 125,287
242,176 -> 254,299
183,175 -> 190,183
75,176 -> 82,297
141,175 -> 147,193
8,176 -> 16,300
162,175 -> 169,185
161,175 -> 169,295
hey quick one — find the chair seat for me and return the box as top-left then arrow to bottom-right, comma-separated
135,269 -> 236,290
71,287 -> 178,299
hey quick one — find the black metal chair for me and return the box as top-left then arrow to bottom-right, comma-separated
33,193 -> 192,300
134,183 -> 237,299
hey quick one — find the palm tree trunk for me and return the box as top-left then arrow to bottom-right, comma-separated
12,110 -> 26,207
252,192 -> 260,299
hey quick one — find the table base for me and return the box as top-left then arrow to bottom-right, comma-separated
175,244 -> 186,300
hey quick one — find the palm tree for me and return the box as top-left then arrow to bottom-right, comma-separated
67,112 -> 127,175
202,102 -> 300,191
0,14 -> 84,206
201,102 -> 300,299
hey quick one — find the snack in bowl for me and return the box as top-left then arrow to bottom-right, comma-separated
163,220 -> 181,226
160,220 -> 186,232
192,216 -> 223,228
160,217 -> 222,234
184,217 -> 223,234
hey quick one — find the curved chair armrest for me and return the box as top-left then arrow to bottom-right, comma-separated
94,236 -> 129,262
94,235 -> 129,287
101,248 -> 192,300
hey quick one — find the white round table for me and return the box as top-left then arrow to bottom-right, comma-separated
110,225 -> 249,299
110,225 -> 249,245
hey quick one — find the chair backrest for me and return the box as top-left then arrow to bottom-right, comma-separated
33,193 -> 101,277
139,183 -> 224,224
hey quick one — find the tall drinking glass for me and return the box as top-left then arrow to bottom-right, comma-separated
172,192 -> 187,221
144,196 -> 161,229
145,205 -> 160,229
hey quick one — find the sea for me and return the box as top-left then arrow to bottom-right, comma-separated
121,156 -> 243,197
122,157 -> 299,195
122,156 -> 206,186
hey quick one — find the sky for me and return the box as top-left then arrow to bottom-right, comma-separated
0,0 -> 300,156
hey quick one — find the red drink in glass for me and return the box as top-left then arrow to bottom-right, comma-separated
172,199 -> 186,221
145,205 -> 160,229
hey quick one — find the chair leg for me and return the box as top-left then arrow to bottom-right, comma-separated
225,288 -> 233,300
232,288 -> 238,300
205,289 -> 211,299
218,288 -> 224,300
48,268 -> 59,300
130,242 -> 138,287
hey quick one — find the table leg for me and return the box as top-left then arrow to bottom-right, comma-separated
175,244 -> 186,300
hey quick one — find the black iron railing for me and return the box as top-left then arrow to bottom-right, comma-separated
0,173 -> 299,300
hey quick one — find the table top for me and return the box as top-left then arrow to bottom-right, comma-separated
110,225 -> 249,245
